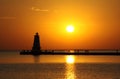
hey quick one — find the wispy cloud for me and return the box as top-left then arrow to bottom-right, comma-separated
31,7 -> 49,12
0,17 -> 16,20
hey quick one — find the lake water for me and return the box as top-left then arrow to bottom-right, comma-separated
0,51 -> 120,79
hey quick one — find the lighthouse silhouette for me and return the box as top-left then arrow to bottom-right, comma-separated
32,32 -> 41,52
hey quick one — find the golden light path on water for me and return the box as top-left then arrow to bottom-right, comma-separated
66,56 -> 75,64
66,55 -> 76,79
66,50 -> 75,64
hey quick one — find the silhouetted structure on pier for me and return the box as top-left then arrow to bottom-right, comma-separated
20,33 -> 120,56
20,32 -> 41,55
32,33 -> 41,51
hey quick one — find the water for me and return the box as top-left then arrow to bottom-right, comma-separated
0,51 -> 120,79
0,63 -> 120,79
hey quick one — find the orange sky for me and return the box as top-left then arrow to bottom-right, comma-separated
0,0 -> 120,50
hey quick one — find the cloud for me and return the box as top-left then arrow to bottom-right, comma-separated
31,7 -> 49,12
0,17 -> 16,20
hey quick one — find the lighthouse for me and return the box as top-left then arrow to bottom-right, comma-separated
32,32 -> 41,51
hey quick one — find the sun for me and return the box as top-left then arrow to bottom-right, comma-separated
66,25 -> 74,32
66,56 -> 75,64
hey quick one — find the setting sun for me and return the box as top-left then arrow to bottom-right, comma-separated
66,56 -> 75,64
66,25 -> 74,32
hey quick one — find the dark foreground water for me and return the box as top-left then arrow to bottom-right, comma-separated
0,63 -> 120,79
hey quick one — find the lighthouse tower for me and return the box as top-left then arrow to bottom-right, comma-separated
32,32 -> 41,51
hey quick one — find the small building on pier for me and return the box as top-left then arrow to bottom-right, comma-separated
31,32 -> 41,54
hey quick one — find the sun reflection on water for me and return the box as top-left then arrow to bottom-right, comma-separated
66,55 -> 75,64
65,55 -> 76,79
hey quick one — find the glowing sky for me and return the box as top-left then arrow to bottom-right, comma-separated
0,0 -> 120,50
